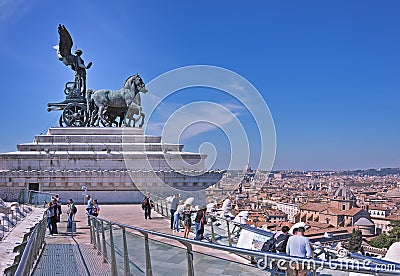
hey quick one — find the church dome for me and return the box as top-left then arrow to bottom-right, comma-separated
334,185 -> 355,200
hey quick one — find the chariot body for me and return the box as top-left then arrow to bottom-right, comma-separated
47,81 -> 91,127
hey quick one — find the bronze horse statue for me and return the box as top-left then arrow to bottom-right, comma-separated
89,74 -> 147,127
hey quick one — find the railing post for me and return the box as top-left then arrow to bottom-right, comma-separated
226,220 -> 232,247
121,226 -> 131,276
109,223 -> 118,276
210,219 -> 216,243
96,219 -> 102,255
312,251 -> 317,276
165,201 -> 169,217
160,201 -> 164,216
89,216 -> 94,245
139,231 -> 153,276
91,218 -> 97,249
101,221 -> 108,263
179,241 -> 194,276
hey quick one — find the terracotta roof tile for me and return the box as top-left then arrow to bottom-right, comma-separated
341,207 -> 363,216
300,202 -> 329,212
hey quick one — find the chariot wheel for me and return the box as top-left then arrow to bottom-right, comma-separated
59,115 -> 66,127
62,103 -> 89,127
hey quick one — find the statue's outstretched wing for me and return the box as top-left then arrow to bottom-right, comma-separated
56,24 -> 74,66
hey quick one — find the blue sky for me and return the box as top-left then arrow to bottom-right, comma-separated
0,1 -> 399,171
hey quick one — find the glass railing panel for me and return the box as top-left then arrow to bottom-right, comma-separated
107,226 -> 126,275
124,231 -> 147,275
192,250 -> 268,275
21,190 -> 55,207
203,220 -> 245,247
35,193 -> 54,207
146,237 -> 188,276
127,236 -> 146,275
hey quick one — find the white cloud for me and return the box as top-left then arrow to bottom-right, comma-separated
161,102 -> 241,142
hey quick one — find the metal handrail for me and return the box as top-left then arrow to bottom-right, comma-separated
89,214 -> 400,275
14,213 -> 48,276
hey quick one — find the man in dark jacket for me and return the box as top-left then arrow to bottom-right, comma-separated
194,205 -> 207,240
261,226 -> 290,253
143,192 -> 153,220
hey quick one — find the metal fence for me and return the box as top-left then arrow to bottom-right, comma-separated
10,213 -> 47,276
88,212 -> 400,276
2,190 -> 53,276
151,196 -> 400,276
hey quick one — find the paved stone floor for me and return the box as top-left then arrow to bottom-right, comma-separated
32,219 -> 111,276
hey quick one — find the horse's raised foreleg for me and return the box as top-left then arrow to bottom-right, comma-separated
98,105 -> 107,127
132,117 -> 137,128
90,105 -> 98,127
139,112 -> 145,128
122,110 -> 129,127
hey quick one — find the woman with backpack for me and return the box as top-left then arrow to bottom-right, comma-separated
67,199 -> 77,229
92,199 -> 100,217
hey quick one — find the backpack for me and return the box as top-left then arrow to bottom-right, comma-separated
274,234 -> 289,253
261,238 -> 276,252
141,197 -> 147,210
72,205 -> 77,214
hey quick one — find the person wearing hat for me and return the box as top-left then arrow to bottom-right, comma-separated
73,49 -> 92,95
194,205 -> 207,240
286,227 -> 312,276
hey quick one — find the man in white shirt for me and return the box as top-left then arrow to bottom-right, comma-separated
286,227 -> 312,276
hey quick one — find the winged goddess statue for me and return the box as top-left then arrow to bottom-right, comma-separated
54,24 -> 92,95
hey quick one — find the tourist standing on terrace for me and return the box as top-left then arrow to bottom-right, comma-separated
170,194 -> 180,229
46,202 -> 52,233
142,192 -> 153,220
194,205 -> 207,240
92,199 -> 100,217
286,227 -> 312,276
48,198 -> 59,235
183,204 -> 195,238
55,194 -> 62,222
173,200 -> 185,232
66,199 -> 76,229
86,194 -> 93,226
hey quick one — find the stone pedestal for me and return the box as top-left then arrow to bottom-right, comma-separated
0,127 -> 224,204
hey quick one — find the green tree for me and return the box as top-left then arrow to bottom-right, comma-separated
388,220 -> 400,242
368,220 -> 400,249
348,229 -> 364,253
369,234 -> 392,249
